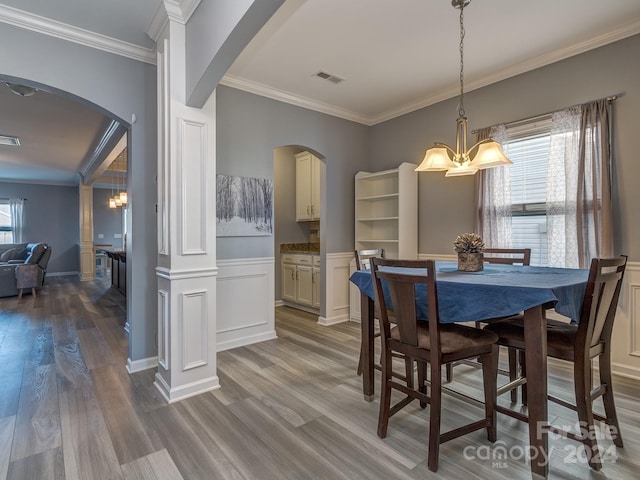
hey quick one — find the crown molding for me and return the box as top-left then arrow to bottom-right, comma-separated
371,18 -> 640,125
164,0 -> 201,24
147,0 -> 202,43
225,19 -> 640,127
0,4 -> 156,64
220,74 -> 372,126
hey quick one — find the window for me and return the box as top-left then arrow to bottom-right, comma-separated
480,100 -> 614,269
0,200 -> 14,244
506,128 -> 551,266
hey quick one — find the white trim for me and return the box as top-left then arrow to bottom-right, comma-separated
317,314 -> 349,326
418,253 -> 457,261
0,4 -> 156,65
47,271 -> 80,277
155,266 -> 218,280
220,75 -> 372,126
222,19 -> 640,126
126,356 -> 158,373
154,371 -> 220,404
217,330 -> 277,352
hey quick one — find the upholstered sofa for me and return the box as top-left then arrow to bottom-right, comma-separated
0,242 -> 51,297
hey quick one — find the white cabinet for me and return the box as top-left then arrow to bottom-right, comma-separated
354,162 -> 417,259
281,253 -> 320,310
282,262 -> 297,302
312,255 -> 321,309
295,152 -> 321,221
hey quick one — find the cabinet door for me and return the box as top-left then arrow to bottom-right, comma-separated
296,154 -> 312,221
311,155 -> 321,220
296,265 -> 313,306
312,266 -> 321,309
282,263 -> 297,302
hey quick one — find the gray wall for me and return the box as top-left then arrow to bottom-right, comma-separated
216,85 -> 370,259
0,182 -> 79,273
185,0 -> 284,106
1,22 -> 158,362
371,34 -> 640,261
93,188 -> 124,248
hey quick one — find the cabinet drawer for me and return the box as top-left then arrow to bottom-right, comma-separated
282,253 -> 312,265
313,255 -> 320,267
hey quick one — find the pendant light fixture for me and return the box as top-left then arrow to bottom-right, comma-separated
415,0 -> 512,177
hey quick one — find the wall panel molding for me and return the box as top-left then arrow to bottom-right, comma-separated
179,118 -> 207,255
181,289 -> 208,370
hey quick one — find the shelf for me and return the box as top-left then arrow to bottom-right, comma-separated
356,239 -> 400,244
356,193 -> 399,202
356,217 -> 399,222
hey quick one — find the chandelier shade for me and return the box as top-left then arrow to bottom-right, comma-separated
415,0 -> 512,177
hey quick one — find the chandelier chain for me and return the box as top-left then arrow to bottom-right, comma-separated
458,2 -> 465,118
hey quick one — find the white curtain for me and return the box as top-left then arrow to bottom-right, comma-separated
547,107 -> 581,268
9,198 -> 24,243
476,124 -> 512,248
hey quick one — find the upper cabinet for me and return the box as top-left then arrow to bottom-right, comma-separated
295,151 -> 321,222
354,162 -> 417,259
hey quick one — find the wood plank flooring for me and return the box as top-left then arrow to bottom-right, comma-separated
1,276 -> 639,479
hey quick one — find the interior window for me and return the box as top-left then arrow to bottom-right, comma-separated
0,200 -> 14,244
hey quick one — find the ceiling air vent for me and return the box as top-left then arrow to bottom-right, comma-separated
313,70 -> 345,84
0,135 -> 20,146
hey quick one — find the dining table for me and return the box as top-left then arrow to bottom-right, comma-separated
349,260 -> 589,479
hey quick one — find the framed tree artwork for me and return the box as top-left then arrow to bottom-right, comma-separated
216,174 -> 273,236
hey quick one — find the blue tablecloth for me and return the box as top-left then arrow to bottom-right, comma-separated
349,261 -> 588,324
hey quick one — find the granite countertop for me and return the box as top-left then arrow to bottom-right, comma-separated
280,243 -> 320,254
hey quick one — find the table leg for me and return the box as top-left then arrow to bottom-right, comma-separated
360,293 -> 375,401
523,304 -> 549,478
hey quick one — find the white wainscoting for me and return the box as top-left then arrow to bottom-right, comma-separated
318,252 -> 352,326
216,258 -> 277,351
611,260 -> 640,380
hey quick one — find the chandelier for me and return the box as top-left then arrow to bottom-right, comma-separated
415,0 -> 512,177
108,152 -> 128,208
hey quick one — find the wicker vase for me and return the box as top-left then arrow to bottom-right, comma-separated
457,252 -> 484,272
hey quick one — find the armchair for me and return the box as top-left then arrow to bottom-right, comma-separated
0,242 -> 51,297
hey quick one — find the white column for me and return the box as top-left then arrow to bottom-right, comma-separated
78,183 -> 95,281
153,19 -> 219,403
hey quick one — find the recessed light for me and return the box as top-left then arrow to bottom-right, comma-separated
0,135 -> 20,146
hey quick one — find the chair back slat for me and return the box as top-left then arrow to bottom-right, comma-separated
483,248 -> 531,266
355,249 -> 385,270
578,256 -> 627,352
371,258 -> 439,351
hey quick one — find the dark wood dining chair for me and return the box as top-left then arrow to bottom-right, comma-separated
355,248 -> 385,376
483,247 -> 531,266
446,247 -> 532,393
371,257 -> 499,472
484,255 -> 628,470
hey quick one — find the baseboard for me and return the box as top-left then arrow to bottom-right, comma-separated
154,371 -> 220,404
274,299 -> 284,307
126,356 -> 158,373
317,314 -> 349,326
217,330 -> 278,352
610,362 -> 640,381
47,271 -> 80,277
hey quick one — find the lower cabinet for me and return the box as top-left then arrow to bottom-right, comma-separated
312,255 -> 320,309
282,253 -> 320,310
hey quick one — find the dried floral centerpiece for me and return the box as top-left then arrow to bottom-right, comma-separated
454,232 -> 485,272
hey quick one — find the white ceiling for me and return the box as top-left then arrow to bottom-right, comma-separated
1,0 -> 639,184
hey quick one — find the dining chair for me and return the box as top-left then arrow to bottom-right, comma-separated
371,257 -> 499,472
446,247 -> 532,396
355,248 -> 386,377
484,255 -> 628,470
355,248 -> 385,271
